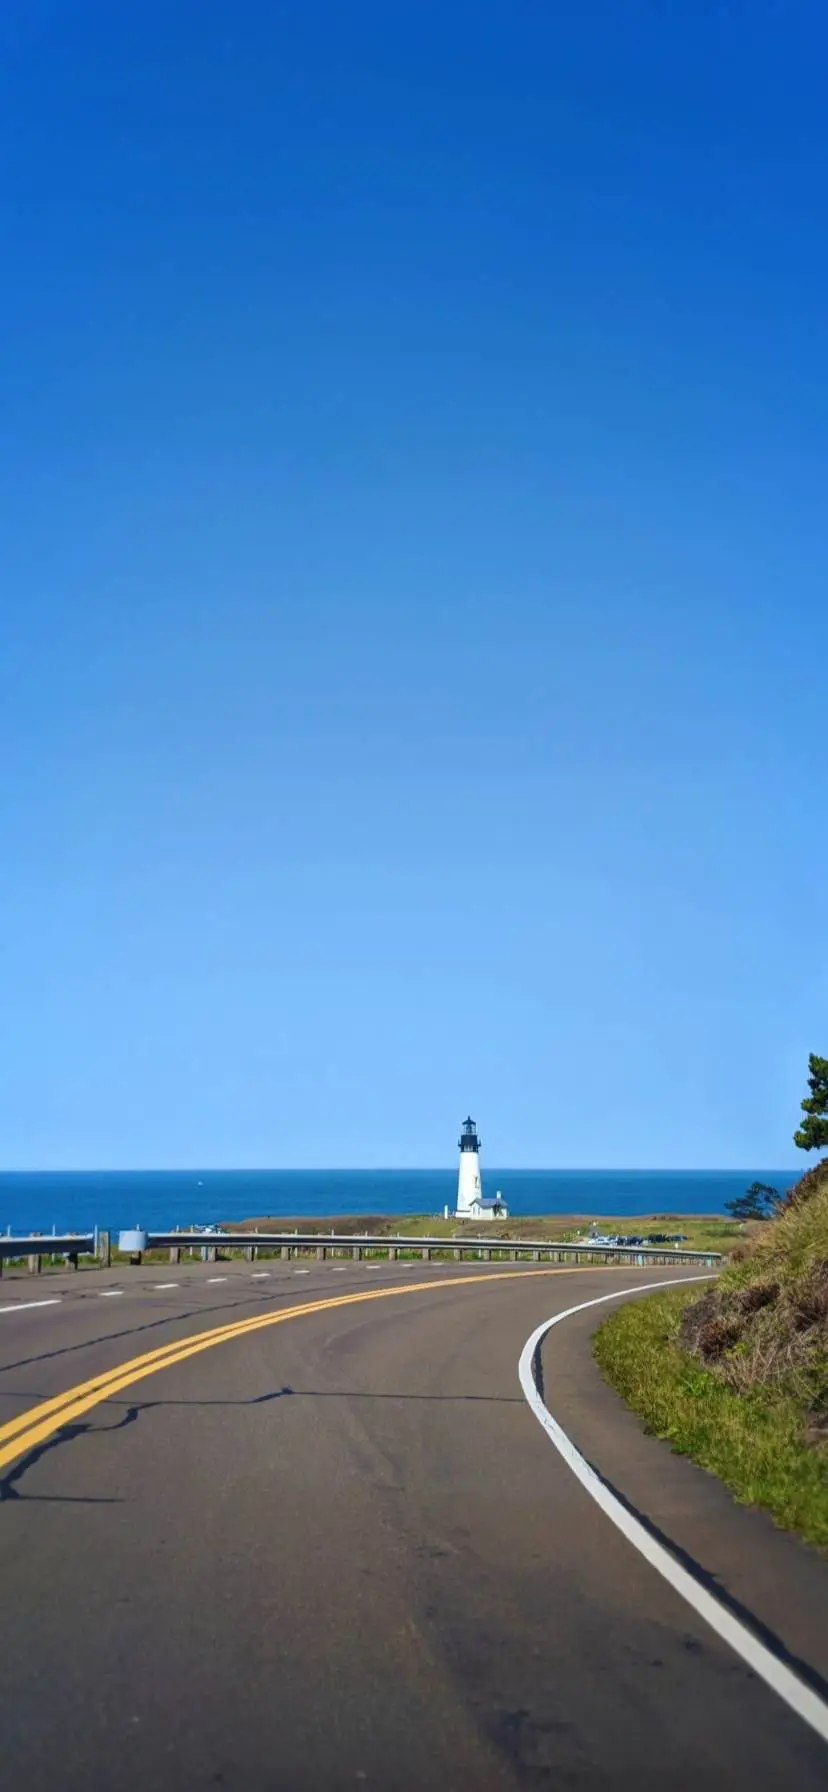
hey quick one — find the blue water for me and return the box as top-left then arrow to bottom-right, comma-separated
0,1167 -> 802,1236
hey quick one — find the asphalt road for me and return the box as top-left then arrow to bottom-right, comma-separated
0,1258 -> 826,1790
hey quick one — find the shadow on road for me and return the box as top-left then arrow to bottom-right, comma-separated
0,1384 -> 522,1502
0,1403 -> 142,1503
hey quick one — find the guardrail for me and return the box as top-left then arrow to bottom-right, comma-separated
0,1227 -> 722,1277
0,1232 -> 100,1276
130,1230 -> 722,1268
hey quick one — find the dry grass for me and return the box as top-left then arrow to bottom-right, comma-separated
679,1160 -> 828,1408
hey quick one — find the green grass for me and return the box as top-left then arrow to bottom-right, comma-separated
594,1285 -> 828,1552
226,1211 -> 738,1252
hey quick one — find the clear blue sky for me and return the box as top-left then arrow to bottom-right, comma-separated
1,2 -> 825,1169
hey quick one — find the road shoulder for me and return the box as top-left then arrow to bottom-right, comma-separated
538,1292 -> 828,1691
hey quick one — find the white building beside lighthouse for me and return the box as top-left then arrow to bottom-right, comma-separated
454,1116 -> 509,1221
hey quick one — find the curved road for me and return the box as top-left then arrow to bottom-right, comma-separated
0,1258 -> 826,1790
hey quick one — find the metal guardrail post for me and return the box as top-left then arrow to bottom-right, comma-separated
352,1245 -> 362,1260
282,1246 -> 290,1260
28,1253 -> 41,1275
388,1246 -> 396,1261
170,1246 -> 181,1264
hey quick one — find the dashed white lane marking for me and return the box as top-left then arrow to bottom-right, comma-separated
153,1282 -> 180,1290
0,1298 -> 62,1314
250,1272 -> 271,1279
99,1289 -> 123,1297
332,1266 -> 348,1271
294,1268 -> 310,1275
518,1277 -> 828,1749
206,1276 -> 227,1284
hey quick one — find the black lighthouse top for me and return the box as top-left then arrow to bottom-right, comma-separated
458,1116 -> 480,1152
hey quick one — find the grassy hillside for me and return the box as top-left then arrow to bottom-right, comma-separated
594,1160 -> 828,1550
681,1161 -> 828,1416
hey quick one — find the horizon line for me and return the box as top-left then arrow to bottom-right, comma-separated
0,1164 -> 806,1176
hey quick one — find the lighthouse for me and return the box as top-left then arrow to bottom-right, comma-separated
454,1116 -> 509,1221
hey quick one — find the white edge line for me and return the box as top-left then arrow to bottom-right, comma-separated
0,1298 -> 63,1314
517,1275 -> 828,1748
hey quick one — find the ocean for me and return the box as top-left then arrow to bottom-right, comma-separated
0,1167 -> 802,1236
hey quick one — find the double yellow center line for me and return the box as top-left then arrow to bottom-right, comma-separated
0,1266 -> 599,1477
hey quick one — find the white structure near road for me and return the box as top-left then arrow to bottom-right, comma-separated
454,1116 -> 509,1221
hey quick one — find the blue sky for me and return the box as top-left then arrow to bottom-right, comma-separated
1,2 -> 825,1169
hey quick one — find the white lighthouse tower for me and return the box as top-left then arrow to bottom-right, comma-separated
454,1116 -> 509,1221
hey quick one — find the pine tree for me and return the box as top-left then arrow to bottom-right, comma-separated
725,1181 -> 779,1221
793,1053 -> 828,1152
